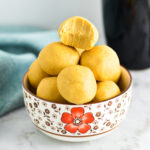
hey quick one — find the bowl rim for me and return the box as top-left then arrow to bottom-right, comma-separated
22,65 -> 132,105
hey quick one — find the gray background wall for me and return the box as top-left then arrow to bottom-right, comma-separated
0,0 -> 105,43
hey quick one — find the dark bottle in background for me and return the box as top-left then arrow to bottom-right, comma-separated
103,0 -> 150,69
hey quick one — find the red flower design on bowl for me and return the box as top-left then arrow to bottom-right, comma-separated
61,107 -> 94,134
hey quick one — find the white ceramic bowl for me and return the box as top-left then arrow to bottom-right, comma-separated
22,66 -> 132,142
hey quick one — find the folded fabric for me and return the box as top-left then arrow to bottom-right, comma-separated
0,26 -> 59,116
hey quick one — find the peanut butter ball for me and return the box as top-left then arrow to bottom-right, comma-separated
38,42 -> 80,75
80,45 -> 121,82
59,16 -> 99,50
57,65 -> 97,104
37,77 -> 66,103
28,59 -> 49,88
94,81 -> 121,102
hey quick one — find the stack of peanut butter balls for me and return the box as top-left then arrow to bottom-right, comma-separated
28,16 -> 121,105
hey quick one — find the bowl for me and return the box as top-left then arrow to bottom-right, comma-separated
22,66 -> 132,142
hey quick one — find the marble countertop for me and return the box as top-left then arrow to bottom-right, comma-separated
0,69 -> 150,150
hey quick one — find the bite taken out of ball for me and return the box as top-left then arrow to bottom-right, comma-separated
58,16 -> 99,50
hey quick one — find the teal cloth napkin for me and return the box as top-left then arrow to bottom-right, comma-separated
0,26 -> 59,116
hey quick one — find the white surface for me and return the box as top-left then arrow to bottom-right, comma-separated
0,0 -> 105,44
0,69 -> 150,150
